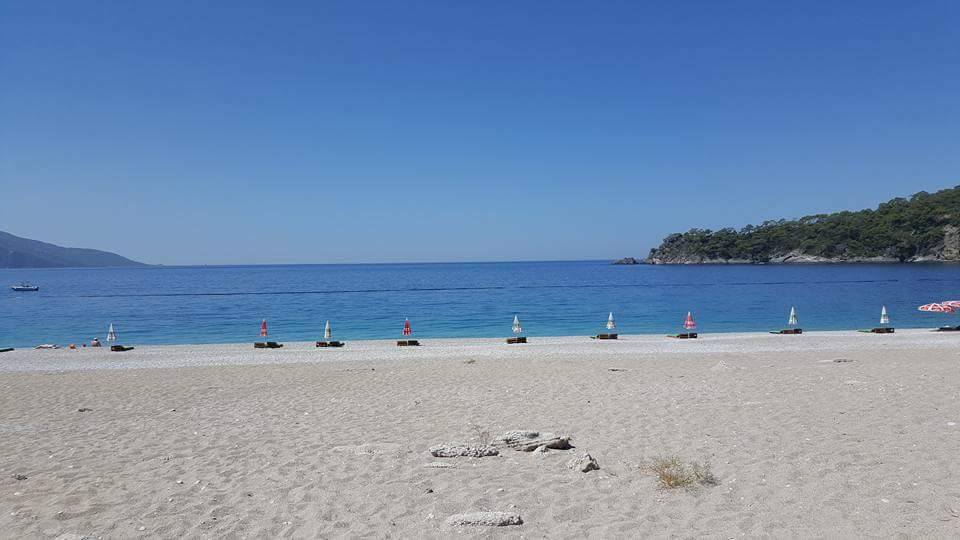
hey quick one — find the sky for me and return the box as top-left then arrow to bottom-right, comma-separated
1,1 -> 958,265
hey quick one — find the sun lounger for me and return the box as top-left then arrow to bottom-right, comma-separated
110,345 -> 135,352
668,332 -> 698,339
770,328 -> 803,335
0,348 -> 13,353
253,341 -> 284,349
592,333 -> 618,340
858,328 -> 894,334
506,337 -> 527,344
396,339 -> 420,346
316,341 -> 345,347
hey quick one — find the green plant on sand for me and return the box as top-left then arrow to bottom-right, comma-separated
648,455 -> 719,491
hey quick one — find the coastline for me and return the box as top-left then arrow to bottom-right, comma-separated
1,328 -> 956,373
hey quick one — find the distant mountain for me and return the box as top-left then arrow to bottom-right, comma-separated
0,230 -> 147,268
647,186 -> 960,264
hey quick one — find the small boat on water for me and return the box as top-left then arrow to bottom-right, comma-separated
10,283 -> 39,292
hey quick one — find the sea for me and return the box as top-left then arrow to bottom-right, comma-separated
1,261 -> 958,348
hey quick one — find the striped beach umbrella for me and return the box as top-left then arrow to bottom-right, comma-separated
606,312 -> 616,330
918,303 -> 955,313
402,318 -> 412,336
260,319 -> 268,338
788,306 -> 798,326
880,306 -> 890,326
683,312 -> 696,330
512,315 -> 522,335
107,323 -> 117,342
324,320 -> 332,340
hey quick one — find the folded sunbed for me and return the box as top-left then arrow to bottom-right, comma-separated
858,328 -> 894,334
253,341 -> 284,349
506,337 -> 527,344
0,348 -> 13,353
935,326 -> 960,332
668,332 -> 698,339
396,339 -> 420,346
770,328 -> 803,335
316,340 -> 345,347
591,333 -> 618,340
110,345 -> 135,352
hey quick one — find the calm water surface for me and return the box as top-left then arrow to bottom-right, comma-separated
1,261 -> 959,347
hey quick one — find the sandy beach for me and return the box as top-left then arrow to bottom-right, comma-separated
1,330 -> 959,537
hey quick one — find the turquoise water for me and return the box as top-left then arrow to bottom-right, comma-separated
1,261 -> 958,347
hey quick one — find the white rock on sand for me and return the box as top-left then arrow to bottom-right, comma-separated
445,511 -> 523,527
429,443 -> 499,458
494,430 -> 572,452
568,453 -> 600,472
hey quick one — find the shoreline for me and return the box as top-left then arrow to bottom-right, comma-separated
1,328 -> 956,373
3,322 -> 953,351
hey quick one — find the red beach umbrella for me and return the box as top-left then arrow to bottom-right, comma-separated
260,319 -> 268,337
402,318 -> 412,336
683,312 -> 696,330
918,303 -> 955,313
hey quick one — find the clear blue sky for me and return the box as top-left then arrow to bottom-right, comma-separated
1,1 -> 958,265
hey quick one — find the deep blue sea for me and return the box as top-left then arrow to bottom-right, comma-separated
1,261 -> 959,348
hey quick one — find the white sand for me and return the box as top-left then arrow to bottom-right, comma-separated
1,330 -> 959,537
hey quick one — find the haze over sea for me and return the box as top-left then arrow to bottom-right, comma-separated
2,261 -> 959,348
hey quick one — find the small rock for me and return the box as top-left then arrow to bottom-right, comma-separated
423,462 -> 457,469
445,511 -> 523,527
77,408 -> 93,413
176,480 -> 183,485
138,526 -> 146,531
608,368 -> 628,372
11,474 -> 28,481
567,453 -> 600,473
533,445 -> 548,454
429,444 -> 499,458
425,488 -> 434,494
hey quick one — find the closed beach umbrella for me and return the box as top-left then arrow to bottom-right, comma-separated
606,312 -> 616,330
107,323 -> 117,342
683,312 -> 696,330
402,318 -> 412,336
512,315 -> 522,335
918,303 -> 955,313
260,319 -> 268,338
788,306 -> 798,326
324,320 -> 332,340
880,306 -> 890,325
